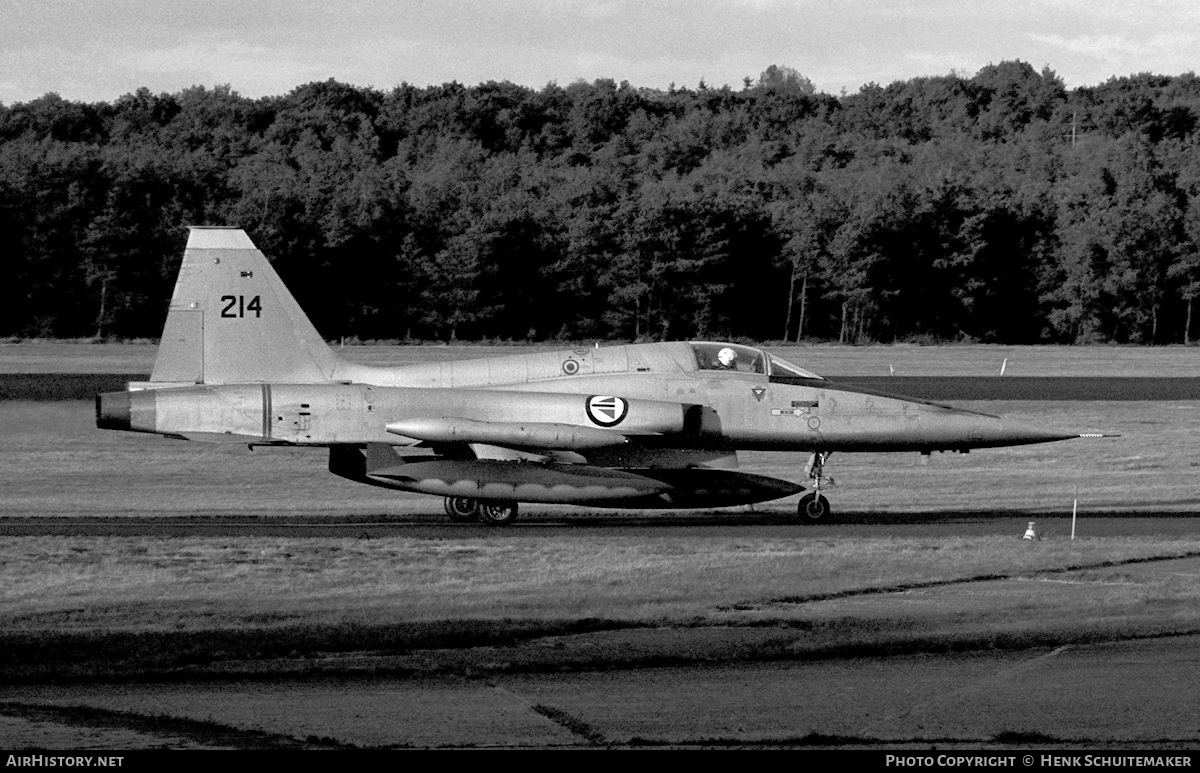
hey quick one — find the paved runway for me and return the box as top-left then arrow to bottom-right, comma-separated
2,512 -> 1199,538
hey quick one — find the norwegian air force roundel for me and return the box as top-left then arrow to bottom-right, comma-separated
585,395 -> 629,427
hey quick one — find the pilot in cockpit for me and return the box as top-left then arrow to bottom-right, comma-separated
715,347 -> 738,370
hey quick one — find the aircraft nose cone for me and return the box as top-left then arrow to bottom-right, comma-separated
994,418 -> 1079,446
916,404 -> 1082,449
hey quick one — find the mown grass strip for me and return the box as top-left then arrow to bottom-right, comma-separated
0,701 -> 346,749
0,618 -> 649,684
530,703 -> 609,746
733,549 -> 1200,608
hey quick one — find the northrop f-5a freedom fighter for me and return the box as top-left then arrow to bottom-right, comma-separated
97,227 -> 1090,524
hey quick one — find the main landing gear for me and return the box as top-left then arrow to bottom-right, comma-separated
442,496 -> 519,526
797,452 -> 833,523
444,496 -> 479,523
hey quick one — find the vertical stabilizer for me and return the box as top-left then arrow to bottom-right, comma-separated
150,227 -> 341,384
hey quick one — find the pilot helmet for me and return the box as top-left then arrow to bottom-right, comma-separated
717,347 -> 737,367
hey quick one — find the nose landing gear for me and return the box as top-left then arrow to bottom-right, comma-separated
797,452 -> 833,523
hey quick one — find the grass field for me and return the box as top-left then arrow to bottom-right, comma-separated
3,529 -> 1199,682
1,344 -> 1199,682
5,529 -> 1198,630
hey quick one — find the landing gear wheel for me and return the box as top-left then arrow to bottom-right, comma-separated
797,492 -> 832,523
444,496 -> 480,523
477,501 -> 519,526
796,451 -> 834,523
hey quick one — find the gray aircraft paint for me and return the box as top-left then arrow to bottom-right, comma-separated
96,227 -> 1091,523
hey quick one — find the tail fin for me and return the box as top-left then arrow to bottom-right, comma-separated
150,227 -> 341,384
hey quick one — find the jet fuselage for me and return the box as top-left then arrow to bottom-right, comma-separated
94,227 -> 1091,522
98,365 -> 1067,453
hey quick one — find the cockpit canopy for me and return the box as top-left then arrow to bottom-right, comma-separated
689,342 -> 823,380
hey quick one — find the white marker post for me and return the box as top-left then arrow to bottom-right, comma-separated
1071,484 -> 1078,540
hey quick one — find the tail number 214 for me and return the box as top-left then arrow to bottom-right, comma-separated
221,295 -> 263,318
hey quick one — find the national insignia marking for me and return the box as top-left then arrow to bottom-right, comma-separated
586,395 -> 629,427
562,359 -> 580,375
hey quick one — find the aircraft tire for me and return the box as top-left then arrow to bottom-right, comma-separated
797,493 -> 832,523
477,501 -> 519,526
444,496 -> 480,523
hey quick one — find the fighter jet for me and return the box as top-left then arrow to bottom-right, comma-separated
96,227 -> 1088,525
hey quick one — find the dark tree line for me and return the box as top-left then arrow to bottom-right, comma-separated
4,61 -> 1200,344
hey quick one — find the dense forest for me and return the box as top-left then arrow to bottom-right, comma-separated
3,61 -> 1200,344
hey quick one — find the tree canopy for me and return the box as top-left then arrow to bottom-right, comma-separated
4,63 -> 1200,344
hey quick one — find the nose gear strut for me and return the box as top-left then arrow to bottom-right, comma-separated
797,452 -> 833,522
